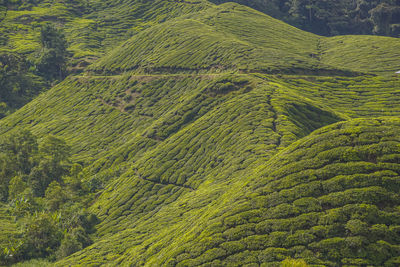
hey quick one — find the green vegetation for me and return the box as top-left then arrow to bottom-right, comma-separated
0,52 -> 45,117
320,35 -> 400,74
0,0 -> 399,266
0,130 -> 98,265
210,0 -> 400,37
11,259 -> 52,267
273,75 -> 400,118
0,0 -> 398,117
0,68 -> 397,265
89,4 -> 322,74
90,3 -> 400,75
0,0 -> 212,115
161,118 -> 400,266
36,23 -> 68,80
281,258 -> 308,267
0,204 -> 19,252
0,0 -> 211,65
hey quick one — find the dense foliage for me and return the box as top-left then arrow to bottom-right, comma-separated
166,118 -> 400,266
35,23 -> 68,81
0,0 -> 210,116
210,0 -> 400,37
0,130 -> 98,265
0,0 -> 399,266
90,3 -> 400,76
0,53 -> 45,117
0,19 -> 68,116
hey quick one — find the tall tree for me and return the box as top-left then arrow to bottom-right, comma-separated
29,135 -> 70,196
0,130 -> 38,201
36,23 -> 68,81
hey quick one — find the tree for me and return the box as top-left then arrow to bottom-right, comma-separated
64,163 -> 85,194
0,129 -> 38,174
29,135 -> 70,197
56,226 -> 92,259
0,130 -> 38,201
20,213 -> 62,260
8,175 -> 27,201
56,231 -> 82,259
370,3 -> 400,36
36,23 -> 68,80
0,53 -> 45,117
281,258 -> 308,267
45,181 -> 67,211
39,135 -> 70,164
209,0 -> 400,37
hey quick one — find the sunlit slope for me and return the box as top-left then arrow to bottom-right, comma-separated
0,74 -> 225,166
58,117 -> 400,266
55,77 -> 398,266
2,0 -> 400,74
90,3 -> 325,74
0,73 -> 343,211
0,2 -> 399,265
321,36 -> 400,74
90,3 -> 400,75
0,69 -> 398,266
53,75 -> 342,266
0,0 -> 210,64
266,75 -> 400,118
91,76 -> 342,232
164,117 -> 400,266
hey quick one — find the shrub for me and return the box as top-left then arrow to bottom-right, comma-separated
281,258 -> 308,267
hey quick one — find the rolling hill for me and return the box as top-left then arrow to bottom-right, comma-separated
0,0 -> 211,64
90,3 -> 400,75
0,1 -> 399,266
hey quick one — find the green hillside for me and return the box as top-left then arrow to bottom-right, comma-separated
0,1 -> 399,266
320,36 -> 400,74
0,0 -> 211,117
274,75 -> 400,118
153,117 -> 400,266
1,70 -> 398,265
0,0 -> 211,63
90,3 -> 322,74
90,3 -> 400,75
210,0 -> 400,37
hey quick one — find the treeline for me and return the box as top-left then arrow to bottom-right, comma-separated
0,130 -> 98,265
210,0 -> 400,37
0,23 -> 68,117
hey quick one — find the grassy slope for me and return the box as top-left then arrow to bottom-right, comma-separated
0,0 -> 211,65
269,75 -> 400,118
0,1 -> 399,266
53,73 -> 400,266
90,3 -> 400,76
321,36 -> 400,75
1,70 -> 394,266
49,74 -> 343,266
90,3 -> 323,74
2,1 -> 400,74
154,117 -> 400,266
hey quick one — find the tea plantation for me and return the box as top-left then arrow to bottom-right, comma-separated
0,0 -> 399,266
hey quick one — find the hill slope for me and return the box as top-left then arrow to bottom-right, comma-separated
90,3 -> 400,75
0,0 -> 212,118
209,0 -> 400,37
0,1 -> 399,266
90,3 -> 322,74
1,69 -> 398,265
0,0 -> 211,64
162,117 -> 400,266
